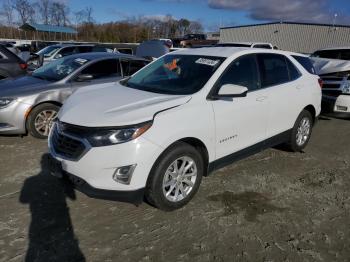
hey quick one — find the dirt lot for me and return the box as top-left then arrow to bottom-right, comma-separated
0,116 -> 349,262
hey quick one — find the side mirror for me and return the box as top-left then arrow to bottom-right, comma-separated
54,53 -> 62,59
217,84 -> 248,98
76,74 -> 93,82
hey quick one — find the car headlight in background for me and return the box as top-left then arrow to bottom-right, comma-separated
0,98 -> 16,109
341,81 -> 350,94
86,122 -> 152,147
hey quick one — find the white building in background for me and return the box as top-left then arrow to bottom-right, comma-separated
220,22 -> 350,54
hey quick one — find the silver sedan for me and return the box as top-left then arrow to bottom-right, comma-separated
0,52 -> 149,138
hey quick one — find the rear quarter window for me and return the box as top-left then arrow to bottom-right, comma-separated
292,56 -> 316,74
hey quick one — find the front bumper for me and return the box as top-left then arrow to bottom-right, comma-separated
51,164 -> 145,204
0,100 -> 31,135
322,94 -> 350,116
48,124 -> 164,194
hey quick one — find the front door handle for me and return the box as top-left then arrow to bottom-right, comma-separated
256,96 -> 267,102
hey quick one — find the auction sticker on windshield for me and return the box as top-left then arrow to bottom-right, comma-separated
195,58 -> 220,66
74,58 -> 89,65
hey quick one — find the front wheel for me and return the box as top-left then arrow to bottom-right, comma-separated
27,103 -> 60,139
145,142 -> 204,211
287,110 -> 313,152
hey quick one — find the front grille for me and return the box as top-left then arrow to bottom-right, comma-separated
51,123 -> 87,161
323,89 -> 343,97
322,83 -> 340,89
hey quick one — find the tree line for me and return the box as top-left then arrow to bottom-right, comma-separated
0,0 -> 204,42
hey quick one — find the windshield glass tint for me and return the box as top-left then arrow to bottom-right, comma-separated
37,46 -> 61,57
123,55 -> 225,95
32,56 -> 88,81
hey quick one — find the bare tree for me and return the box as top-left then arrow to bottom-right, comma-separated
13,0 -> 36,24
178,18 -> 191,35
188,21 -> 203,33
37,0 -> 51,24
50,1 -> 70,26
84,7 -> 94,24
1,0 -> 15,26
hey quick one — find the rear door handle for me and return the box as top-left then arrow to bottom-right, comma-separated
256,96 -> 267,102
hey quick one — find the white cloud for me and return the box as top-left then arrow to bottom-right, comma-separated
208,0 -> 350,24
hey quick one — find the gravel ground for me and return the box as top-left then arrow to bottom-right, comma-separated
0,116 -> 349,262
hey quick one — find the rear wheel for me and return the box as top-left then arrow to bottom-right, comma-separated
27,103 -> 60,139
287,110 -> 313,152
146,142 -> 203,211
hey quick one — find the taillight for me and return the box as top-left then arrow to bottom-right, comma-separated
19,63 -> 28,70
318,78 -> 323,88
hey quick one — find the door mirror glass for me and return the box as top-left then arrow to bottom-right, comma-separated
54,53 -> 62,59
218,84 -> 248,97
76,74 -> 93,82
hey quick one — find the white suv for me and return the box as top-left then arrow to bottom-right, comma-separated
48,47 -> 322,210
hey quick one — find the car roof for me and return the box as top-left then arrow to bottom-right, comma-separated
48,44 -> 97,48
172,46 -> 304,59
64,52 -> 147,61
218,42 -> 272,46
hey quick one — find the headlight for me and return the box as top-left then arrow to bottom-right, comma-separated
86,122 -> 152,147
0,98 -> 16,108
341,81 -> 350,94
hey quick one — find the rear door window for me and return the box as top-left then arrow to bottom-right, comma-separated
79,59 -> 121,79
286,58 -> 301,80
121,59 -> 148,76
58,47 -> 76,57
216,54 -> 260,92
292,55 -> 316,74
258,54 -> 290,87
92,46 -> 107,52
77,46 -> 93,53
118,48 -> 133,55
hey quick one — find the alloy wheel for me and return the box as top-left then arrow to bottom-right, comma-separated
296,117 -> 311,146
34,110 -> 58,137
162,156 -> 198,202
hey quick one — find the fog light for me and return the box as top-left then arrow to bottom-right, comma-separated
113,164 -> 136,185
336,105 -> 348,111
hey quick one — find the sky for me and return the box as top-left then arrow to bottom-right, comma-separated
66,0 -> 350,30
2,0 -> 350,30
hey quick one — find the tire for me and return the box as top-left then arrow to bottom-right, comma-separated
287,110 -> 313,152
27,103 -> 60,139
145,142 -> 204,211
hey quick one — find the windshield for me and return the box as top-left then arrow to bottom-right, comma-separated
122,55 -> 225,95
37,46 -> 61,57
32,56 -> 89,81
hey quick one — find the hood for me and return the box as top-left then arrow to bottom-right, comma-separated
0,76 -> 53,97
59,82 -> 191,127
311,57 -> 350,75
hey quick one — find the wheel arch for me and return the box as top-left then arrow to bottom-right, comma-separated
147,136 -> 210,187
25,101 -> 62,131
303,105 -> 316,123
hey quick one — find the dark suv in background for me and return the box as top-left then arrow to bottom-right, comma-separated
0,44 -> 27,80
